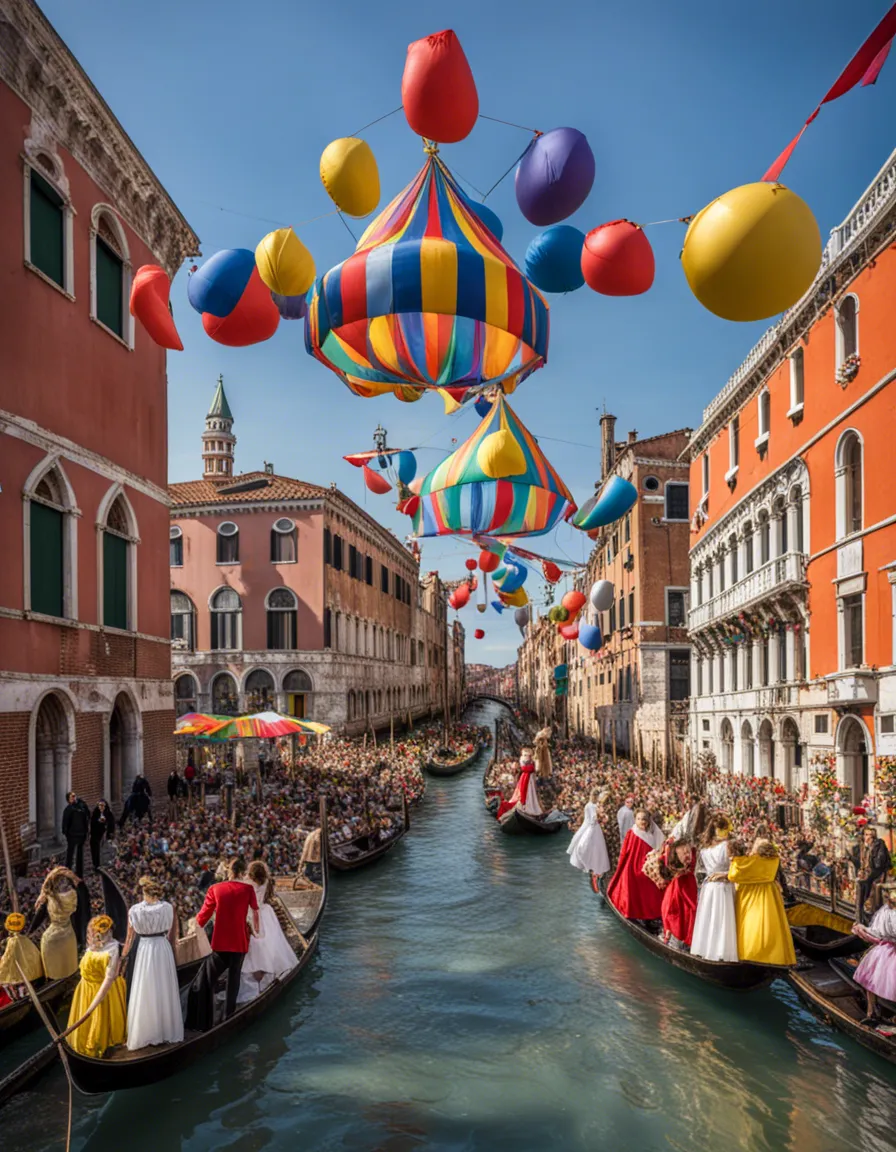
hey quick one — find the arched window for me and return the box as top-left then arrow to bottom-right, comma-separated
99,489 -> 138,631
170,591 -> 195,650
836,294 -> 859,367
170,525 -> 183,567
211,672 -> 239,715
245,668 -> 275,711
743,521 -> 754,575
217,521 -> 239,564
24,143 -> 74,294
757,389 -> 771,443
271,518 -> 297,563
758,511 -> 770,566
25,458 -> 78,619
773,496 -> 787,555
210,587 -> 241,650
347,690 -> 355,721
729,534 -> 739,584
90,205 -> 132,344
174,674 -> 198,718
791,485 -> 805,553
267,588 -> 298,649
741,720 -> 755,777
836,430 -> 863,538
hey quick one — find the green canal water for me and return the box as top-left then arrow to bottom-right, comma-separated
4,700 -> 896,1151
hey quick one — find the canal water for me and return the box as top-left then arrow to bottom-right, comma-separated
4,699 -> 896,1151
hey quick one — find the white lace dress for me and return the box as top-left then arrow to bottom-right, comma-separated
126,900 -> 183,1050
237,882 -> 298,1003
690,842 -> 738,962
567,802 -> 611,876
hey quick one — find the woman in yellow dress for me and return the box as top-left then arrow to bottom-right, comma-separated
63,915 -> 127,1058
728,837 -> 797,966
36,867 -> 83,980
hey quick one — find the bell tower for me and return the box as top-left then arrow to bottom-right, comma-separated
202,375 -> 236,480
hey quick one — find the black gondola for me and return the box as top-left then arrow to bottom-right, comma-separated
329,792 -> 410,872
597,875 -> 793,991
785,901 -> 864,961
789,956 -> 896,1065
55,799 -> 330,1096
498,805 -> 569,836
425,743 -> 482,777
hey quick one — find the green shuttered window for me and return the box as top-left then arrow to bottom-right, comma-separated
96,237 -> 124,336
30,501 -> 64,617
30,171 -> 64,287
103,532 -> 128,629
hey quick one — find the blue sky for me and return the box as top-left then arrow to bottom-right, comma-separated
43,0 -> 895,666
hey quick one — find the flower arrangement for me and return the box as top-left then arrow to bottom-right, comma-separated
836,353 -> 860,387
809,753 -> 838,838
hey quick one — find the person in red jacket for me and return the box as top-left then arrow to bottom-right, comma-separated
661,838 -> 698,950
185,858 -> 259,1030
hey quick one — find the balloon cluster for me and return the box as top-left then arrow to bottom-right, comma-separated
548,589 -> 586,641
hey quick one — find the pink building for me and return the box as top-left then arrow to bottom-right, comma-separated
170,382 -> 459,731
0,0 -> 198,860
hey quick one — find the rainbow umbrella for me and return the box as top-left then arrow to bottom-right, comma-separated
203,712 -> 331,740
174,713 -> 231,736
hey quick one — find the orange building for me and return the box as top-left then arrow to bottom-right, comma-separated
687,147 -> 896,800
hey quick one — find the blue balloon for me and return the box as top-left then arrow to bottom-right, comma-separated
474,395 -> 493,419
578,623 -> 602,651
467,200 -> 504,242
495,562 -> 526,593
395,451 -> 417,484
553,663 -> 568,680
491,600 -> 505,614
188,249 -> 256,318
524,225 -> 586,294
271,291 -> 307,320
573,475 -> 638,531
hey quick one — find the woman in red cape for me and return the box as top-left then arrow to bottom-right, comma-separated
496,748 -> 542,820
661,838 -> 698,949
606,809 -> 664,920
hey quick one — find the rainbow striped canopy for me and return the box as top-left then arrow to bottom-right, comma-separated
413,395 -> 575,538
197,712 -> 331,740
305,152 -> 549,404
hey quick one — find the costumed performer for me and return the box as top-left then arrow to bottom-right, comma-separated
661,838 -> 698,950
728,837 -> 797,966
496,749 -> 542,820
567,789 -> 611,878
63,914 -> 127,1058
690,816 -> 739,962
606,809 -> 665,921
851,888 -> 896,1025
36,866 -> 83,979
298,826 -> 322,886
617,796 -> 636,842
0,912 -> 43,1007
534,726 -> 553,779
237,861 -> 298,1003
122,875 -> 183,1050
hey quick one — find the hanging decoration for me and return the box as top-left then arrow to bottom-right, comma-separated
271,292 -> 308,320
130,265 -> 183,350
578,622 -> 602,651
402,29 -> 479,143
590,580 -> 614,612
320,138 -> 380,217
255,228 -> 316,297
467,200 -> 504,242
524,225 -> 586,294
515,128 -> 595,226
581,221 -> 655,296
542,561 -> 562,584
465,558 -> 478,571
514,606 -> 530,635
478,550 -> 500,573
572,475 -> 637,532
362,464 -> 392,494
188,249 -> 280,346
413,394 -> 575,538
474,628 -> 485,639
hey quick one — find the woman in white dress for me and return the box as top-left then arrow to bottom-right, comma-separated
122,875 -> 183,1050
690,816 -> 739,962
567,789 -> 611,877
237,861 -> 297,1004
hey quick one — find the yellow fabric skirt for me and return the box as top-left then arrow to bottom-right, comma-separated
67,951 -> 127,1058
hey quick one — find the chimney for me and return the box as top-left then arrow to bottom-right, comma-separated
627,429 -> 638,445
600,412 -> 617,482
263,461 -> 274,475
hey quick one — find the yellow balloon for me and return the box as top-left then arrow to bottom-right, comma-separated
320,138 -> 380,218
682,183 -> 821,322
255,228 -> 315,297
477,429 -> 527,479
499,587 -> 528,608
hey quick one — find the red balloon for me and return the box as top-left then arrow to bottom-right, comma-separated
202,267 -> 280,346
130,265 -> 182,350
479,550 -> 500,573
454,583 -> 471,608
363,465 -> 392,495
469,576 -> 478,591
581,220 -> 655,297
562,590 -> 587,614
465,558 -> 478,571
542,561 -> 562,583
474,628 -> 485,639
397,494 -> 420,517
559,623 -> 580,640
402,30 -> 479,143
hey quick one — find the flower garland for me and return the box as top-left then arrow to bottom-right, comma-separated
836,353 -> 860,387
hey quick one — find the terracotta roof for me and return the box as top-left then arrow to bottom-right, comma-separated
169,472 -> 328,507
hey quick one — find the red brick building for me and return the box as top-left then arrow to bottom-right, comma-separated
0,0 -> 198,860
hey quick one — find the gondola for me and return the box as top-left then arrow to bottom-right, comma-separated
789,956 -> 896,1065
54,798 -> 330,1096
425,742 -> 482,777
329,792 -> 410,872
785,900 -> 864,961
498,805 -> 569,836
597,875 -> 793,991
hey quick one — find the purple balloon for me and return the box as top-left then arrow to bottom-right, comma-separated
271,292 -> 307,320
515,128 -> 595,226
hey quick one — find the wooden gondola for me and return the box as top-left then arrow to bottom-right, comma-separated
51,798 -> 330,1096
425,742 -> 482,777
789,956 -> 896,1065
498,804 -> 568,836
597,875 -> 793,991
329,792 -> 409,872
785,900 -> 865,961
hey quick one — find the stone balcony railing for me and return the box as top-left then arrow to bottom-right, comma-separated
689,551 -> 807,632
826,670 -> 878,706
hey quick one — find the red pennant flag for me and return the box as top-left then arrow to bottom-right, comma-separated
764,2 -> 896,181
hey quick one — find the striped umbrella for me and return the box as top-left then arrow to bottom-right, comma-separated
202,712 -> 331,740
174,713 -> 231,736
413,393 -> 575,538
305,151 -> 549,406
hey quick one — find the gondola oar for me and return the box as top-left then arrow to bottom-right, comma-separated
15,962 -> 74,1152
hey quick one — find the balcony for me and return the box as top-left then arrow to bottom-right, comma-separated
826,671 -> 878,707
689,551 -> 807,632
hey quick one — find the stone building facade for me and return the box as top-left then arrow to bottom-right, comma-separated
0,0 -> 198,861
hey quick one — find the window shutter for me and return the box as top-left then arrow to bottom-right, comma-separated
96,237 -> 124,336
30,502 -> 64,617
30,172 -> 64,286
103,532 -> 128,628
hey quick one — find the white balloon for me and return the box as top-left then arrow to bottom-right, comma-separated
590,579 -> 614,612
514,606 -> 530,629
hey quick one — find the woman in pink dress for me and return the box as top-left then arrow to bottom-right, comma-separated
852,889 -> 896,1025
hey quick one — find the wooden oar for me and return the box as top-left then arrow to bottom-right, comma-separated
15,961 -> 74,1152
0,801 -> 19,913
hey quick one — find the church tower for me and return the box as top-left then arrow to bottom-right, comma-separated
202,375 -> 236,480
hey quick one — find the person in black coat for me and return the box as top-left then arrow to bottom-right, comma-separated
89,799 -> 116,870
847,826 -> 892,924
61,792 -> 90,877
121,775 -> 153,826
